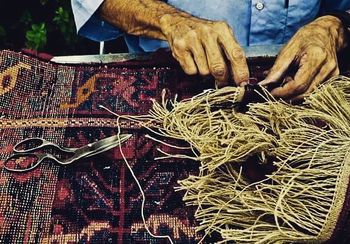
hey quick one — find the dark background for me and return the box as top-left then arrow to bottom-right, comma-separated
0,0 -> 128,55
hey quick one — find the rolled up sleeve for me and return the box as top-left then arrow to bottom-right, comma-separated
71,0 -> 122,42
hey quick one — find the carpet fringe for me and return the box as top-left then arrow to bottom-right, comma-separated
112,76 -> 350,243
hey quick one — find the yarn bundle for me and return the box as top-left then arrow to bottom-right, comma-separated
133,76 -> 350,243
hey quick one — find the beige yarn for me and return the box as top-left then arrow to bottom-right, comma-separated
111,76 -> 350,243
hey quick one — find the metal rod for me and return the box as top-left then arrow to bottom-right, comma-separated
99,41 -> 105,55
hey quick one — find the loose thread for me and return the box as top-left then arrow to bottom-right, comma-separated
100,105 -> 175,244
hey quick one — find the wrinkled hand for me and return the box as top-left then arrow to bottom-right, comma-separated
260,16 -> 348,100
160,14 -> 249,87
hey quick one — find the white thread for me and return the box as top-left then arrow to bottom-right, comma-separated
100,105 -> 175,244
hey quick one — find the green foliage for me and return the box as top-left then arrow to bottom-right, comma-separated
53,6 -> 77,44
20,0 -> 76,52
53,7 -> 70,28
25,23 -> 47,51
1,0 -> 98,55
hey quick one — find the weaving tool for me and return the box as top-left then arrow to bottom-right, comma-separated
4,134 -> 132,173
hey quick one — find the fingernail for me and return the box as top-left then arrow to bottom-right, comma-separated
240,82 -> 247,87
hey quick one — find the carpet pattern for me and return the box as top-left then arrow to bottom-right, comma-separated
0,50 -> 274,243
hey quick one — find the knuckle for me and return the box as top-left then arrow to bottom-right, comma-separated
173,39 -> 187,50
198,25 -> 211,33
210,63 -> 226,77
236,70 -> 249,81
187,30 -> 198,39
309,46 -> 327,59
232,49 -> 245,60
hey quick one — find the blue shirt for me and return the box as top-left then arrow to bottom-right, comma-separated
71,0 -> 350,53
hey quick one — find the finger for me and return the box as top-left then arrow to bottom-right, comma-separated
175,51 -> 198,75
270,53 -> 325,98
290,64 -> 339,101
190,40 -> 210,76
218,32 -> 249,85
202,37 -> 229,87
259,44 -> 296,86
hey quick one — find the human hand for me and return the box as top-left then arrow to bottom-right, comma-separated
159,14 -> 249,87
259,16 -> 348,101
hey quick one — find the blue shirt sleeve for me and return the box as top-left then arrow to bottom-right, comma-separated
71,0 -> 122,42
321,0 -> 350,13
71,0 -> 350,53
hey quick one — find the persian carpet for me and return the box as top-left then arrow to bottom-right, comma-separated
0,49 -> 274,244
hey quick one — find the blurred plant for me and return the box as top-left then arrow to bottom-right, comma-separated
53,6 -> 77,44
0,0 -> 99,54
25,23 -> 47,51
